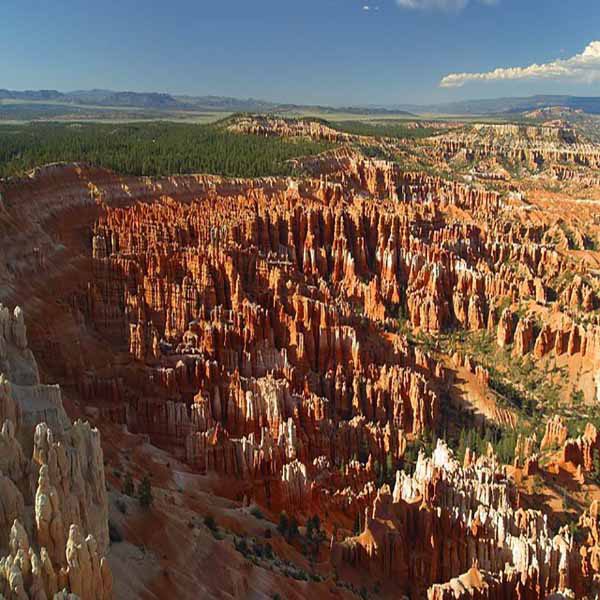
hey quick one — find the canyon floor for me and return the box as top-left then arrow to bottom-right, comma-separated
2,114 -> 600,599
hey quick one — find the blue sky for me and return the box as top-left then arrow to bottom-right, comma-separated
2,0 -> 600,105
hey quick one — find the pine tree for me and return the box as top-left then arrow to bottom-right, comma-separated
306,516 -> 315,540
122,473 -> 134,497
353,512 -> 362,535
138,475 -> 153,508
312,514 -> 320,532
277,512 -> 289,536
386,452 -> 394,478
288,516 -> 299,539
592,452 -> 600,485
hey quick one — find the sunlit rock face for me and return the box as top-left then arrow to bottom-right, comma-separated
0,304 -> 111,600
3,138 -> 600,599
333,440 -> 581,598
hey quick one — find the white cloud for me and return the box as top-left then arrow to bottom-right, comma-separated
396,0 -> 496,11
440,40 -> 600,88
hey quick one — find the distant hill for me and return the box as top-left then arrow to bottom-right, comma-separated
94,91 -> 182,109
176,95 -> 279,112
0,89 -> 185,110
395,95 -> 600,116
3,89 -> 599,119
66,89 -> 115,103
0,88 -> 415,116
0,89 -> 65,102
65,89 -> 182,109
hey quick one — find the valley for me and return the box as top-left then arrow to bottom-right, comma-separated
2,111 -> 600,597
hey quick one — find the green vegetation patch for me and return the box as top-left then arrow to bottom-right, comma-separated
0,121 -> 336,179
333,119 -> 443,139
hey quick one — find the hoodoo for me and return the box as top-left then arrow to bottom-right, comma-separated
2,101 -> 600,597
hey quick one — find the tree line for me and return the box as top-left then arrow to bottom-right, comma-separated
0,121 -> 335,179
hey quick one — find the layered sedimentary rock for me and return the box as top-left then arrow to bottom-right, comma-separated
71,155 -> 547,534
0,305 -> 111,600
334,440 -> 581,598
84,168 -> 454,485
227,115 -> 357,143
428,122 -> 600,170
3,134 -> 600,598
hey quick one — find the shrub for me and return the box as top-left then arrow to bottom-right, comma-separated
203,515 -> 217,532
115,498 -> 127,515
122,474 -> 134,497
277,512 -> 289,536
253,540 -> 265,558
108,521 -> 123,543
264,543 -> 274,560
138,476 -> 153,508
250,506 -> 264,520
234,536 -> 249,556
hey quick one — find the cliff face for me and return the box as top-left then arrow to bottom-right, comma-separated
334,440 -> 581,598
0,303 -> 111,600
2,146 -> 600,599
427,122 -> 600,170
81,150 -> 600,463
84,172 -> 446,506
227,115 -> 357,143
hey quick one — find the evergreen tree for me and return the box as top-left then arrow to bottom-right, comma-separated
138,475 -> 153,508
353,512 -> 362,535
288,516 -> 299,539
592,452 -> 600,485
0,121 -> 335,179
122,473 -> 134,497
385,452 -> 394,479
277,512 -> 289,536
306,516 -> 314,540
312,514 -> 320,532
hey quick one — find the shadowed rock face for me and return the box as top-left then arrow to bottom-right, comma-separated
3,152 -> 600,599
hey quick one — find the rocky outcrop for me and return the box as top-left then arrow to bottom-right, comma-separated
496,309 -> 515,349
429,123 -> 600,170
541,416 -> 569,452
333,440 -> 581,598
3,144 -> 600,598
227,115 -> 357,143
513,316 -> 535,356
0,306 -> 111,599
562,423 -> 600,472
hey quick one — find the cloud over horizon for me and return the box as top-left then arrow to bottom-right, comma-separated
396,0 -> 496,11
440,40 -> 600,88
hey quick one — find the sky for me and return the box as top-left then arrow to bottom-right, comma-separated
2,0 -> 600,106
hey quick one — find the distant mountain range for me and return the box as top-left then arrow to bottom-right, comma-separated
2,89 -> 600,117
394,95 -> 600,116
0,88 -> 413,115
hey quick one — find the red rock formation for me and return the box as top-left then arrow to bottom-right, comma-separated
496,309 -> 515,349
3,149 -> 600,597
0,305 -> 111,599
562,423 -> 600,472
334,441 -> 580,598
541,416 -> 568,452
513,316 -> 535,356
